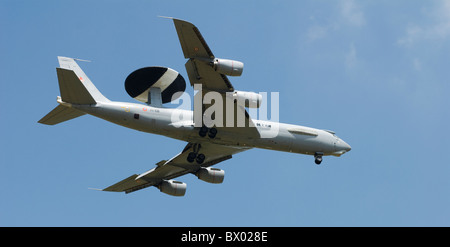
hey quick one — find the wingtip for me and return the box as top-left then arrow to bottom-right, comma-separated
88,187 -> 103,191
158,15 -> 173,20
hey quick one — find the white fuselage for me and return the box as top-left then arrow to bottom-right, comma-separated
71,101 -> 351,157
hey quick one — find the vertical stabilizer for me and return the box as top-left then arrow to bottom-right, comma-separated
57,68 -> 97,104
57,56 -> 110,103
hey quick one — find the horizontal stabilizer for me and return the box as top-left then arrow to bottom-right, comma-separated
38,105 -> 85,125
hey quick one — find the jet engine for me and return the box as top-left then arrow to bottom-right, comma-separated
196,167 -> 225,184
231,90 -> 262,108
211,58 -> 244,77
158,180 -> 187,196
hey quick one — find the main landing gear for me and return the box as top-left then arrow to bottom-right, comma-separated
186,143 -> 206,164
187,127 -> 217,164
314,152 -> 323,165
199,126 -> 217,139
187,152 -> 205,164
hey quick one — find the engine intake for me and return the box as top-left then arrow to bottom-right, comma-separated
196,167 -> 225,184
158,180 -> 187,196
212,58 -> 244,77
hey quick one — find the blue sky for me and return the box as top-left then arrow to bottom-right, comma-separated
1,0 -> 449,226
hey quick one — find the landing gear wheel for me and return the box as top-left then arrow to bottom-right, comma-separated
196,153 -> 205,164
314,152 -> 323,165
208,128 -> 217,139
315,157 -> 322,165
187,152 -> 197,163
199,126 -> 208,137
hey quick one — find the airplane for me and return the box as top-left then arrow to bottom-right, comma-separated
38,18 -> 351,196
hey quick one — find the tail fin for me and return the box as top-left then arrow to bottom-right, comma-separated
38,56 -> 109,125
56,56 -> 109,104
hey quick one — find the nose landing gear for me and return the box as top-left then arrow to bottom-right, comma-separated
314,152 -> 323,165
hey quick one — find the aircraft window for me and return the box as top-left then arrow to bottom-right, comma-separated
134,114 -> 140,120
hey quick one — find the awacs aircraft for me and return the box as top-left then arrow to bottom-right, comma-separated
38,18 -> 351,196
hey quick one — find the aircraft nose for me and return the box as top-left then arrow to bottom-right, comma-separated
337,139 -> 351,152
344,141 -> 351,152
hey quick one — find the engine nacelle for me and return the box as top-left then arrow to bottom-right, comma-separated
232,90 -> 262,108
212,58 -> 244,76
196,167 -> 225,184
158,180 -> 187,196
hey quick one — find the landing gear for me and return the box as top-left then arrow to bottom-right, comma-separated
187,152 -> 206,164
315,156 -> 322,165
199,126 -> 208,137
191,127 -> 216,164
198,126 -> 217,139
314,152 -> 323,165
196,153 -> 205,164
187,152 -> 197,163
208,128 -> 217,138
186,144 -> 206,164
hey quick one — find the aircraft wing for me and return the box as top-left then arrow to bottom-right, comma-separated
172,18 -> 214,60
171,18 -> 259,138
103,142 -> 249,193
172,18 -> 234,92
